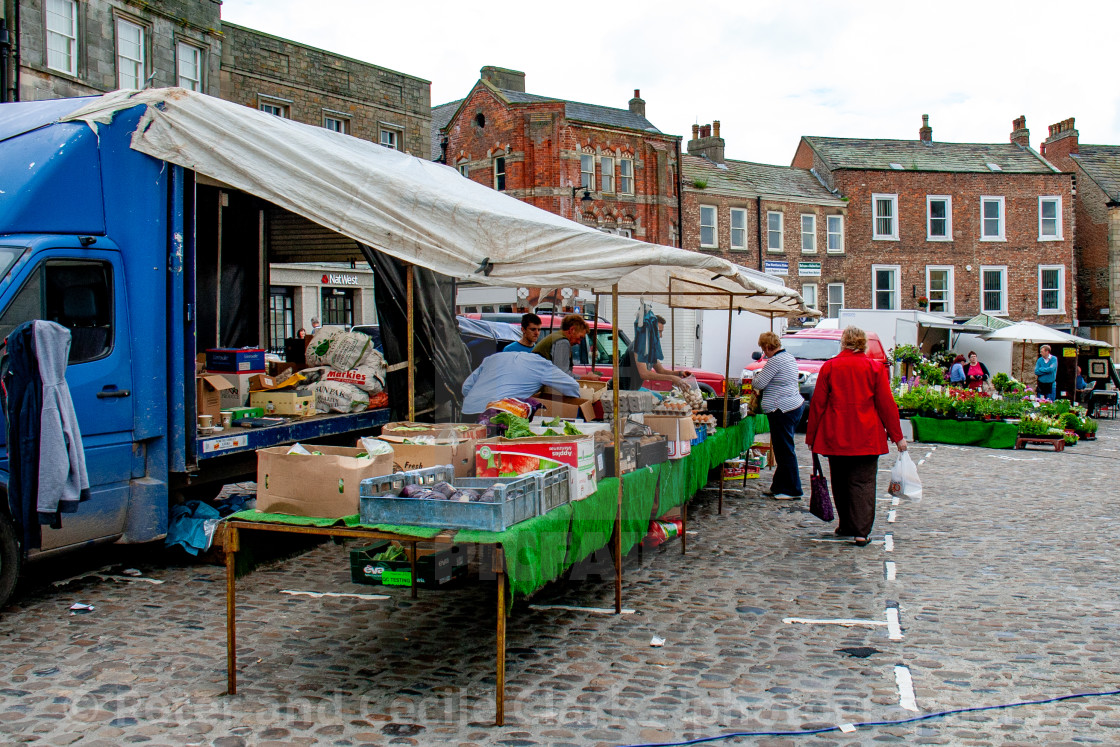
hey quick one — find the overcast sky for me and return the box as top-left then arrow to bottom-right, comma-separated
221,0 -> 1120,166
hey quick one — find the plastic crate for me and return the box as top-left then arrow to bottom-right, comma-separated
359,469 -> 538,532
536,466 -> 570,515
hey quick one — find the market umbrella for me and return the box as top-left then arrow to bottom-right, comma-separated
980,321 -> 1103,386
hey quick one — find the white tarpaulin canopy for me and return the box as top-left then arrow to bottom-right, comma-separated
61,88 -> 812,317
981,320 -> 1110,347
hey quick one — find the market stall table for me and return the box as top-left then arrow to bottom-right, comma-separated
220,417 -> 764,725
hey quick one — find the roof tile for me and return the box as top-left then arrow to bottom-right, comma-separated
681,154 -> 839,202
1071,145 -> 1120,200
803,136 -> 1057,174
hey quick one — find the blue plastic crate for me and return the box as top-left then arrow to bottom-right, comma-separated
359,467 -> 538,532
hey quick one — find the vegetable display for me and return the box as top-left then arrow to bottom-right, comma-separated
398,481 -> 498,503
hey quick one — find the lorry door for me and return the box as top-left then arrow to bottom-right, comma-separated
0,251 -> 134,550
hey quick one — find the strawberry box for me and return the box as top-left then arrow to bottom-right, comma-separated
476,436 -> 597,500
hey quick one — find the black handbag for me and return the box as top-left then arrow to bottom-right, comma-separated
809,453 -> 834,522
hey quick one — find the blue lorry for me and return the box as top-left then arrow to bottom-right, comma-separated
0,97 -> 392,606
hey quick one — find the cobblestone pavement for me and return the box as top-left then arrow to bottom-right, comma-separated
2,420 -> 1120,746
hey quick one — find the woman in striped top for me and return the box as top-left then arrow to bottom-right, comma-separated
752,331 -> 805,499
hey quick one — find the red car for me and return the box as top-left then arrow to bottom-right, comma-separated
468,313 -> 728,394
741,327 -> 889,406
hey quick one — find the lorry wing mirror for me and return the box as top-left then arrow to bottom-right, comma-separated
751,351 -> 762,361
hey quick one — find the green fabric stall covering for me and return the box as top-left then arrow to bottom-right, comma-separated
455,502 -> 575,599
656,459 -> 687,514
567,477 -> 619,566
226,510 -> 464,538
910,416 -> 1018,449
620,467 -> 659,556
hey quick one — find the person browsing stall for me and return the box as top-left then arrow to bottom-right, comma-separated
752,331 -> 805,500
949,354 -> 967,386
533,314 -> 590,376
503,313 -> 543,354
1035,345 -> 1058,400
620,314 -> 687,390
806,326 -> 908,548
964,351 -> 990,391
461,352 -> 580,415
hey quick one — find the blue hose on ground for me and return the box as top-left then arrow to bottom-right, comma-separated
616,688 -> 1120,746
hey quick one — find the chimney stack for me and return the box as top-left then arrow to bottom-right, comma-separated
629,89 -> 646,118
1010,115 -> 1030,147
479,66 -> 526,93
1041,117 -> 1078,159
686,121 -> 726,164
919,114 -> 932,144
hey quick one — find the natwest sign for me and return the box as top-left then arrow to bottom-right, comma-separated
321,273 -> 360,286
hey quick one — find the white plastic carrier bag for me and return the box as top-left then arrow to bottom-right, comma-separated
888,452 -> 922,502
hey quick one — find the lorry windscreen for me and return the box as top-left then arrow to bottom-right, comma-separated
781,337 -> 841,361
0,246 -> 24,281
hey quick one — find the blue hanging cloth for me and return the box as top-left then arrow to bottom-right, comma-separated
632,302 -> 663,368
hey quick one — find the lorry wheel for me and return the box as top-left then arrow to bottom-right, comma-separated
0,513 -> 20,609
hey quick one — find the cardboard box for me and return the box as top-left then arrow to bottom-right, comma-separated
205,348 -> 266,373
381,422 -> 489,441
249,390 -> 314,416
256,445 -> 393,518
196,374 -> 233,421
642,416 -> 698,460
371,436 -> 478,478
595,437 -> 639,479
534,386 -> 596,421
219,372 -> 254,410
350,541 -> 467,588
267,360 -> 295,378
476,436 -> 596,499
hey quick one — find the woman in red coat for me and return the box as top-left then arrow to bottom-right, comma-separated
806,326 -> 908,546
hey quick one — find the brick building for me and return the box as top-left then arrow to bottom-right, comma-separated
791,116 -> 1075,324
219,23 -> 429,157
2,0 -> 221,101
1040,118 -> 1120,349
437,66 -> 681,246
682,121 -> 847,315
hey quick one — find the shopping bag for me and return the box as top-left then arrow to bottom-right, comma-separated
888,452 -> 923,502
809,453 -> 834,522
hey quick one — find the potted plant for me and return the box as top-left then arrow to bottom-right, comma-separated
917,296 -> 929,309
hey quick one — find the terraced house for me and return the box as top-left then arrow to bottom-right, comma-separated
791,116 -> 1075,324
435,66 -> 681,247
681,121 -> 847,316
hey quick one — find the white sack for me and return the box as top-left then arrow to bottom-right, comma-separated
312,381 -> 369,413
305,329 -> 341,367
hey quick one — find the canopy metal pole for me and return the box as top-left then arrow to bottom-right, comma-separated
769,311 -> 775,333
719,295 -> 732,515
407,263 -> 415,421
612,283 -> 622,615
670,276 -> 676,370
592,293 -> 601,374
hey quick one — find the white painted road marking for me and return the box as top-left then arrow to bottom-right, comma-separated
529,604 -> 636,614
281,590 -> 389,600
918,459 -> 925,465
884,534 -> 894,552
895,665 -> 919,710
892,496 -> 901,506
885,561 -> 897,580
783,617 -> 887,628
886,607 -> 903,640
924,452 -> 932,459
887,510 -> 897,523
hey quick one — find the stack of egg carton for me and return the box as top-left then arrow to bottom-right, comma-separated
599,390 -> 657,419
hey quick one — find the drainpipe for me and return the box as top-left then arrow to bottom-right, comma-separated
756,197 -> 764,271
0,18 -> 10,103
12,0 -> 19,101
674,138 -> 683,248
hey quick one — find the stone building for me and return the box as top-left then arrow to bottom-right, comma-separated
791,116 -> 1075,324
682,121 -> 847,316
2,0 -> 221,101
1040,118 -> 1120,349
437,66 -> 682,246
219,23 -> 430,157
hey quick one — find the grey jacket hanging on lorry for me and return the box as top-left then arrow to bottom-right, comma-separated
2,321 -> 90,544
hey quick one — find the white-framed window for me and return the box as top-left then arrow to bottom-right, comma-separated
458,162 -> 470,178
380,130 -> 399,150
980,196 -> 1005,240
699,205 -> 717,249
926,195 -> 952,241
46,0 -> 78,76
1038,265 -> 1065,314
827,283 -> 844,318
730,208 -> 747,251
260,101 -> 288,118
619,158 -> 634,195
980,266 -> 1008,315
493,157 -> 506,191
925,265 -> 954,314
1039,196 -> 1062,240
872,264 -> 900,310
600,156 -> 615,193
800,214 -> 816,254
323,116 -> 348,134
767,211 -> 783,252
872,193 -> 899,240
580,154 -> 595,190
801,283 -> 818,310
116,18 -> 146,90
826,214 -> 844,253
176,42 -> 201,91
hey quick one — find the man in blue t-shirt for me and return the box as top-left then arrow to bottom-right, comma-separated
502,313 -> 542,354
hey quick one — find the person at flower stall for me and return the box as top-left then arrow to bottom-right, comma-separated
964,352 -> 990,391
